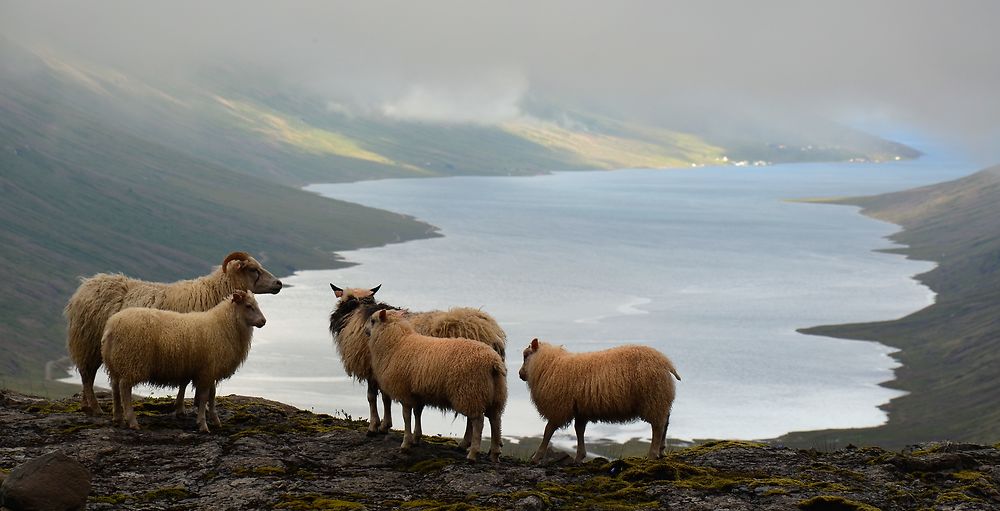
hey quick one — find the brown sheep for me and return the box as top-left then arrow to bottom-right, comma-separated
328,284 -> 505,446
518,338 -> 680,463
367,309 -> 506,461
65,251 -> 281,416
101,290 -> 266,432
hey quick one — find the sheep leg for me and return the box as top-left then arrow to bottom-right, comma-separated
658,413 -> 671,458
466,414 -> 484,461
120,381 -> 139,430
110,377 -> 122,426
378,389 -> 393,434
208,384 -> 222,428
400,403 -> 414,451
574,418 -> 589,463
531,420 -> 560,464
79,364 -> 104,416
366,379 -> 381,436
174,383 -> 188,418
487,410 -> 502,463
194,384 -> 211,433
458,418 -> 473,450
412,404 -> 424,445
648,416 -> 668,459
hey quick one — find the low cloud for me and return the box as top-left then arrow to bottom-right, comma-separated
379,71 -> 527,124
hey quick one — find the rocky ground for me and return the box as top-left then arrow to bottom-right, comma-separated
2,389 -> 999,510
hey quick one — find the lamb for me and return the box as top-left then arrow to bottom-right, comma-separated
65,251 -> 282,416
518,338 -> 680,463
328,284 -> 506,445
101,290 -> 266,432
366,309 -> 506,461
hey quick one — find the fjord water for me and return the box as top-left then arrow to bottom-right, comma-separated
83,149 -> 976,443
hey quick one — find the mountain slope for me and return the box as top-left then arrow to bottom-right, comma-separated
0,47 -> 437,388
782,165 -> 1000,448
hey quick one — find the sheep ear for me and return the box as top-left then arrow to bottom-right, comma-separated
531,338 -> 539,350
232,291 -> 246,304
222,251 -> 250,274
330,284 -> 344,298
378,309 -> 387,322
370,284 -> 381,295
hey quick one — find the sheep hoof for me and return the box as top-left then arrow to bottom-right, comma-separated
465,452 -> 479,462
128,423 -> 141,431
378,424 -> 392,434
174,409 -> 188,418
489,452 -> 501,463
366,429 -> 379,437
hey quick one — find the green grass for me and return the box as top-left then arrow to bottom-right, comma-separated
782,165 -> 1000,448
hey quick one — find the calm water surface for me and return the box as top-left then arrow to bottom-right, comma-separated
77,147 -> 977,445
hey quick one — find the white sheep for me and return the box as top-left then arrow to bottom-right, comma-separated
65,251 -> 282,416
100,290 -> 266,432
518,338 -> 680,462
328,284 -> 506,447
367,309 -> 506,461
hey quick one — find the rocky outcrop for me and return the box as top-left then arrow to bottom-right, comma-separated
1,389 -> 998,510
0,451 -> 91,511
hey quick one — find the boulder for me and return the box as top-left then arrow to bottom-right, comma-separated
0,452 -> 91,511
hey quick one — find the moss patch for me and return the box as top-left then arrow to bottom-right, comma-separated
275,494 -> 366,510
24,400 -> 83,414
143,486 -> 191,501
395,500 -> 489,510
681,440 -> 768,456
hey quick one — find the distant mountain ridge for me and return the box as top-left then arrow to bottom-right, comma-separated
783,164 -> 1000,448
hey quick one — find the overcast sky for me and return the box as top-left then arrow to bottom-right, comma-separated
2,0 -> 998,156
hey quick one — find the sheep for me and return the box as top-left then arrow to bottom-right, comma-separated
366,308 -> 506,461
328,284 -> 506,446
518,338 -> 681,463
101,290 -> 266,432
65,251 -> 282,416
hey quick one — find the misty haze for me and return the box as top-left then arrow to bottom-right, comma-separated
2,2 -> 999,509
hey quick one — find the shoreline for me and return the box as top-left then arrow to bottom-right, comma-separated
44,156 -> 947,446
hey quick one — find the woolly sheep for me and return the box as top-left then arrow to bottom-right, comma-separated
518,338 -> 680,463
367,309 -> 507,461
101,290 -> 266,432
65,251 -> 282,416
328,284 -> 506,446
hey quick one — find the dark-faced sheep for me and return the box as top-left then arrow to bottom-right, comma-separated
367,309 -> 506,461
65,251 -> 281,416
519,338 -> 680,463
328,284 -> 505,446
101,290 -> 266,432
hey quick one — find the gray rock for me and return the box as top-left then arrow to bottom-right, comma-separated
0,451 -> 91,511
513,495 -> 546,511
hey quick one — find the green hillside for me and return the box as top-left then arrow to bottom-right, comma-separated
781,165 -> 1000,448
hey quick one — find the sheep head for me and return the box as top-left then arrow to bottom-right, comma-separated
222,252 -> 282,295
330,283 -> 381,301
366,307 -> 406,336
232,290 -> 267,328
519,338 -> 540,381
